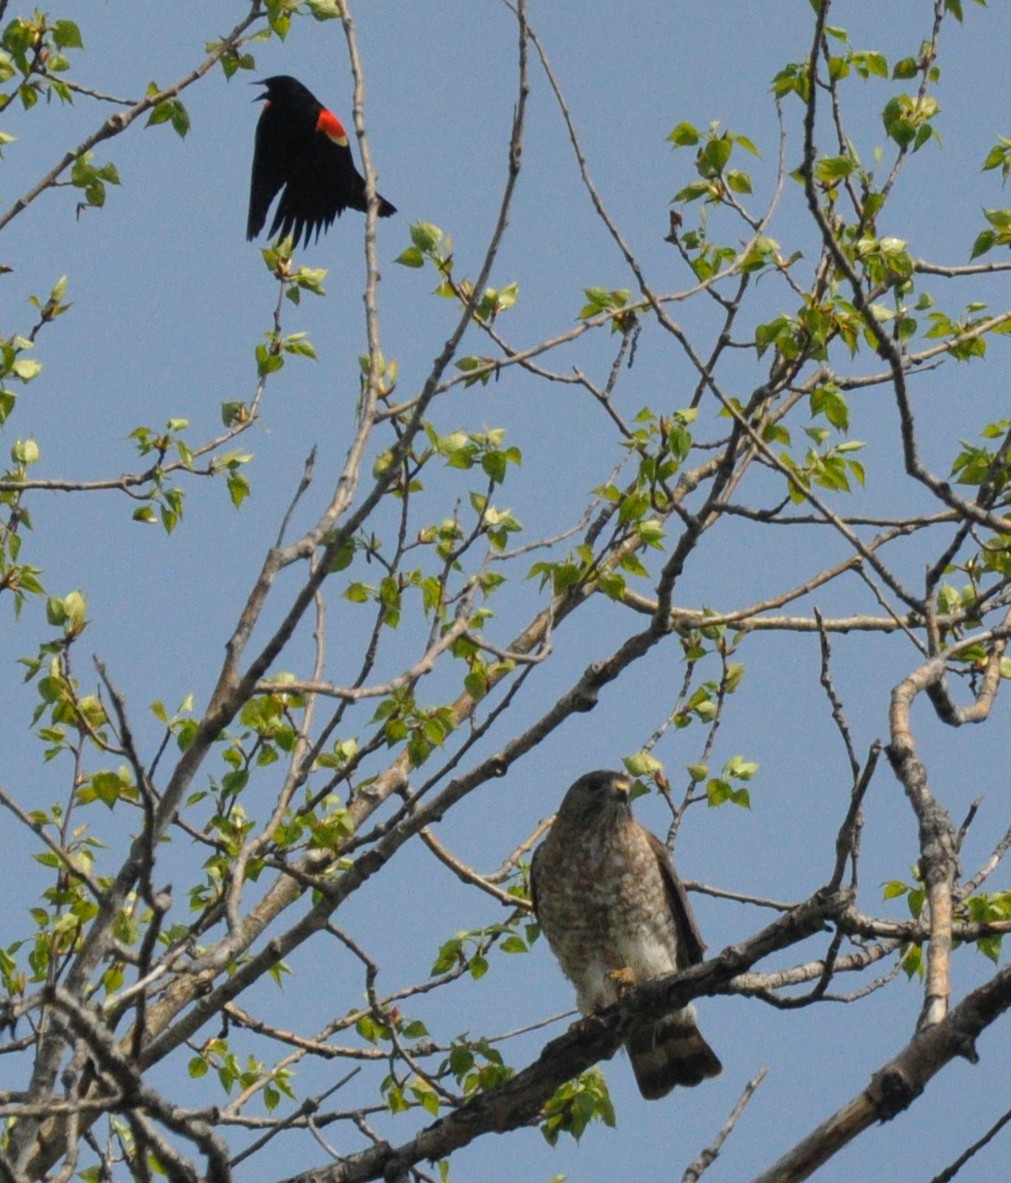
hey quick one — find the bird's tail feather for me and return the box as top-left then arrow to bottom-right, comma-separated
627,1011 -> 722,1099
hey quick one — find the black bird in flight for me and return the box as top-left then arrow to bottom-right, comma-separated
247,75 -> 396,248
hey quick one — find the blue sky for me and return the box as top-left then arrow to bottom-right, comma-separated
2,2 -> 1011,1181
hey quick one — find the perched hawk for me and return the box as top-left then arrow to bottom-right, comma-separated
530,770 -> 721,1099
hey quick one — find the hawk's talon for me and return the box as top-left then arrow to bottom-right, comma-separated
609,966 -> 637,994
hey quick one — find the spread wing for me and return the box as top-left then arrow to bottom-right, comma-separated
249,99 -> 396,245
268,131 -> 352,246
247,102 -> 308,241
269,132 -> 395,247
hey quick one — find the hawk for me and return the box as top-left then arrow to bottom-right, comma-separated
530,770 -> 721,1099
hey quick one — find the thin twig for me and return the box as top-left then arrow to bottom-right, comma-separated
681,1066 -> 770,1183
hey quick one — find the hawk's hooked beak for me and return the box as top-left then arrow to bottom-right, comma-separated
612,774 -> 633,799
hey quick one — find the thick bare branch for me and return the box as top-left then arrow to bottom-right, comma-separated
748,962 -> 1011,1183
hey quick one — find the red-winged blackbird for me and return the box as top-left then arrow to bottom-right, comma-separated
246,75 -> 396,248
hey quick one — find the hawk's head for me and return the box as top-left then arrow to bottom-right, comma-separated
555,769 -> 634,826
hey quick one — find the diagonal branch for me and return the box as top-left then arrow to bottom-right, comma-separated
747,961 -> 1011,1183
0,5 -> 264,235
277,889 -> 848,1183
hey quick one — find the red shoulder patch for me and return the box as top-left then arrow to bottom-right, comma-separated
316,107 -> 348,146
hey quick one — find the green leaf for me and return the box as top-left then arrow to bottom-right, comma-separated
667,121 -> 700,147
882,94 -> 940,152
227,471 -> 250,509
283,333 -> 317,360
540,1068 -> 615,1145
52,20 -> 84,50
396,245 -> 425,268
11,358 -> 41,381
892,57 -> 919,80
255,343 -> 283,376
306,0 -> 342,17
623,751 -> 663,777
146,97 -> 190,138
707,778 -> 731,806
771,62 -> 810,102
856,51 -> 888,79
900,944 -> 923,979
294,265 -> 327,295
673,179 -> 717,204
815,155 -> 856,182
700,135 -> 732,176
981,136 -> 1011,184
410,221 -> 443,252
